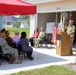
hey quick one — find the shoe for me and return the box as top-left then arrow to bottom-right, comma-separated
33,46 -> 36,48
32,46 -> 35,48
8,61 -> 13,64
14,59 -> 22,64
31,44 -> 34,47
36,44 -> 40,48
29,57 -> 34,60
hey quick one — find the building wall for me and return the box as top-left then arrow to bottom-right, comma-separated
38,13 -> 55,31
38,13 -> 61,31
30,0 -> 76,36
37,0 -> 76,13
37,0 -> 76,25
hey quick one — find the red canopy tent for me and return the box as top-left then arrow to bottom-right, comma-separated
0,0 -> 36,15
0,0 -> 37,59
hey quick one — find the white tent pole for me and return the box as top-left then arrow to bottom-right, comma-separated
34,16 -> 36,60
34,14 -> 38,60
34,32 -> 36,60
6,15 -> 7,30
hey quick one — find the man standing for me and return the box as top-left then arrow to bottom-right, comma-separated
67,20 -> 75,54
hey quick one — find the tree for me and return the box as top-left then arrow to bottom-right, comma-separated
19,15 -> 30,26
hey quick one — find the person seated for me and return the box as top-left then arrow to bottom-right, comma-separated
12,31 -> 20,46
0,32 -> 21,64
29,28 -> 39,46
1,28 -> 6,38
20,32 -> 33,60
35,27 -> 46,48
1,28 -> 6,33
5,30 -> 13,47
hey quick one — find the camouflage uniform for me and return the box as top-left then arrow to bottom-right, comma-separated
67,25 -> 75,54
34,31 -> 45,47
37,31 -> 45,42
0,38 -> 19,58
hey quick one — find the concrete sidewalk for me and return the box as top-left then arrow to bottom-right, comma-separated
0,47 -> 76,75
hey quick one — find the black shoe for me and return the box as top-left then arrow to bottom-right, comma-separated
31,45 -> 34,47
29,57 -> 34,60
8,61 -> 13,64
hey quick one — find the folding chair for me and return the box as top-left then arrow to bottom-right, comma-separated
12,41 -> 17,48
17,42 -> 26,60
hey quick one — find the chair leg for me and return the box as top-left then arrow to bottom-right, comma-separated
23,53 -> 26,59
0,60 -> 2,65
19,53 -> 21,58
19,53 -> 23,61
0,57 -> 4,65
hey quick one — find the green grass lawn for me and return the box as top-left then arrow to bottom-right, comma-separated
6,27 -> 30,38
9,65 -> 76,75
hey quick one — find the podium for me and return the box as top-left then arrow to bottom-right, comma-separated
56,31 -> 71,56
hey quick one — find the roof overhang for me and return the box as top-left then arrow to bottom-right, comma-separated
23,0 -> 67,4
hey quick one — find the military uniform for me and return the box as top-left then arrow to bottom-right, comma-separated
34,31 -> 45,47
67,25 -> 75,54
0,38 -> 19,58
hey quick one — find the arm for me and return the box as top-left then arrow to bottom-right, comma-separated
25,38 -> 29,46
67,26 -> 75,35
39,32 -> 45,38
70,26 -> 75,34
35,32 -> 39,38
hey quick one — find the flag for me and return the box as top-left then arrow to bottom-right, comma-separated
58,13 -> 63,31
52,13 -> 57,45
69,12 -> 72,20
62,13 -> 66,32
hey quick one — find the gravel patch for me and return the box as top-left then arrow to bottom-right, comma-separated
63,63 -> 76,72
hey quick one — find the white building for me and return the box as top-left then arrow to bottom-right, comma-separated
24,0 -> 76,42
2,16 -> 27,28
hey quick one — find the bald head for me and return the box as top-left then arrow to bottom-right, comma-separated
69,20 -> 73,23
15,31 -> 19,36
40,27 -> 44,32
69,20 -> 74,26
